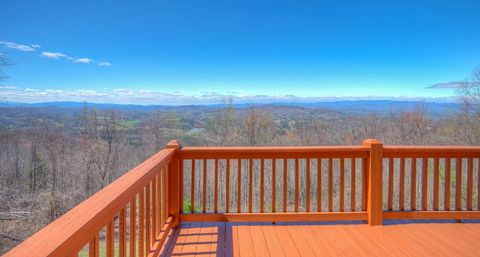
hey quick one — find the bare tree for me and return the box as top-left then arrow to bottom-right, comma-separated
241,107 -> 276,145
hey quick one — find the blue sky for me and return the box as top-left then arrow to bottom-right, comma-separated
1,0 -> 479,104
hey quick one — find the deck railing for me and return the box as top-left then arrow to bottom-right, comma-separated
4,139 -> 480,257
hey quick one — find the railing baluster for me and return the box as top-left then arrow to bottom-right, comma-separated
340,158 -> 345,212
295,158 -> 299,212
249,159 -> 253,213
203,159 -> 207,213
306,158 -> 311,212
362,158 -> 368,211
145,184 -> 151,252
422,158 -> 428,210
237,159 -> 242,213
272,159 -> 276,213
328,158 -> 333,212
317,158 -> 322,212
180,158 -> 184,214
260,158 -> 265,212
119,208 -> 126,257
214,159 -> 219,213
445,158 -> 451,210
226,159 -> 230,213
107,219 -> 114,257
433,158 -> 439,210
191,160 -> 195,213
388,158 -> 394,211
158,173 -> 163,233
139,188 -> 145,257
129,197 -> 136,257
163,166 -> 168,224
400,158 -> 405,211
152,177 -> 157,239
467,158 -> 473,211
456,158 -> 462,210
283,159 -> 287,212
477,158 -> 480,211
351,158 -> 356,212
411,158 -> 417,210
88,233 -> 99,257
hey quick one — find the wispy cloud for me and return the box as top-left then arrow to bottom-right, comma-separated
98,61 -> 111,66
0,41 -> 40,52
41,51 -> 69,59
428,81 -> 468,89
73,58 -> 94,64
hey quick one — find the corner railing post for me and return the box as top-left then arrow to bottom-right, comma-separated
167,140 -> 181,227
363,139 -> 383,226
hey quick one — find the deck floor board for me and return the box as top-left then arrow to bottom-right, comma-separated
161,221 -> 480,257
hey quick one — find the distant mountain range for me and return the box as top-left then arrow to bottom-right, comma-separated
0,100 -> 460,117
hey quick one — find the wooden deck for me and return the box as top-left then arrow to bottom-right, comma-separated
161,221 -> 480,257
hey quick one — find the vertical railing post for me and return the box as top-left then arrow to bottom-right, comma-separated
363,139 -> 383,226
167,140 -> 181,227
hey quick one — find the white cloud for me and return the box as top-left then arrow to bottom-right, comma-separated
74,58 -> 94,64
98,61 -> 111,66
0,41 -> 39,52
41,51 -> 69,59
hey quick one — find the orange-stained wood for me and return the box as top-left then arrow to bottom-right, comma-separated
214,159 -> 219,213
249,159 -> 253,213
388,158 -> 394,210
272,159 -> 276,212
445,158 -> 451,210
237,159 -> 242,213
422,158 -> 428,211
433,158 -> 439,210
139,188 -> 145,257
152,178 -> 157,239
145,184 -> 151,252
203,159 -> 207,213
456,158 -> 462,210
106,219 -> 114,257
191,159 -> 195,214
340,158 -> 345,212
180,212 -> 367,222
400,158 -> 405,211
119,208 -> 126,257
295,158 -> 299,212
351,158 -> 356,212
317,159 -> 322,212
363,139 -> 383,226
328,158 -> 333,212
306,158 -> 311,212
166,140 -> 180,226
283,159 -> 287,212
88,234 -> 99,257
260,158 -> 265,212
467,158 -> 473,210
411,158 -> 417,210
226,159 -> 230,213
362,158 -> 368,211
129,198 -> 136,257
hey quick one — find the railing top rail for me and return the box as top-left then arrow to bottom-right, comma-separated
4,148 -> 175,257
383,145 -> 480,158
181,145 -> 370,159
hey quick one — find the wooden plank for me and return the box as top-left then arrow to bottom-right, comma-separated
388,158 -> 394,211
295,158 -> 299,212
139,189 -> 145,257
433,158 -> 439,210
340,158 -> 345,212
400,158 -> 405,211
237,225 -> 256,257
274,226 -> 301,257
129,198 -> 136,257
226,159 -> 230,213
283,159 -> 287,212
383,210 -> 480,220
261,225 -> 286,257
145,184 -> 151,251
249,159 -> 253,213
478,158 -> 480,210
272,159 -> 276,213
456,158 -> 462,210
181,223 -> 201,255
106,219 -> 114,257
467,158 -> 473,210
362,158 -> 368,211
260,158 -> 265,213
203,159 -> 207,213
411,158 -> 417,210
422,158 -> 428,211
285,224 -> 316,257
363,139 -> 383,225
88,234 -> 99,257
191,159 -> 195,214
195,223 -> 214,256
445,158 -> 451,210
351,158 -> 356,211
317,159 -> 322,212
250,225 -> 270,256
383,146 -> 480,158
119,208 -> 126,257
152,178 -> 158,239
171,223 -> 190,255
328,158 -> 333,212
180,211 -> 367,222
214,159 -> 219,213
237,159 -> 241,213
306,158 -> 311,212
